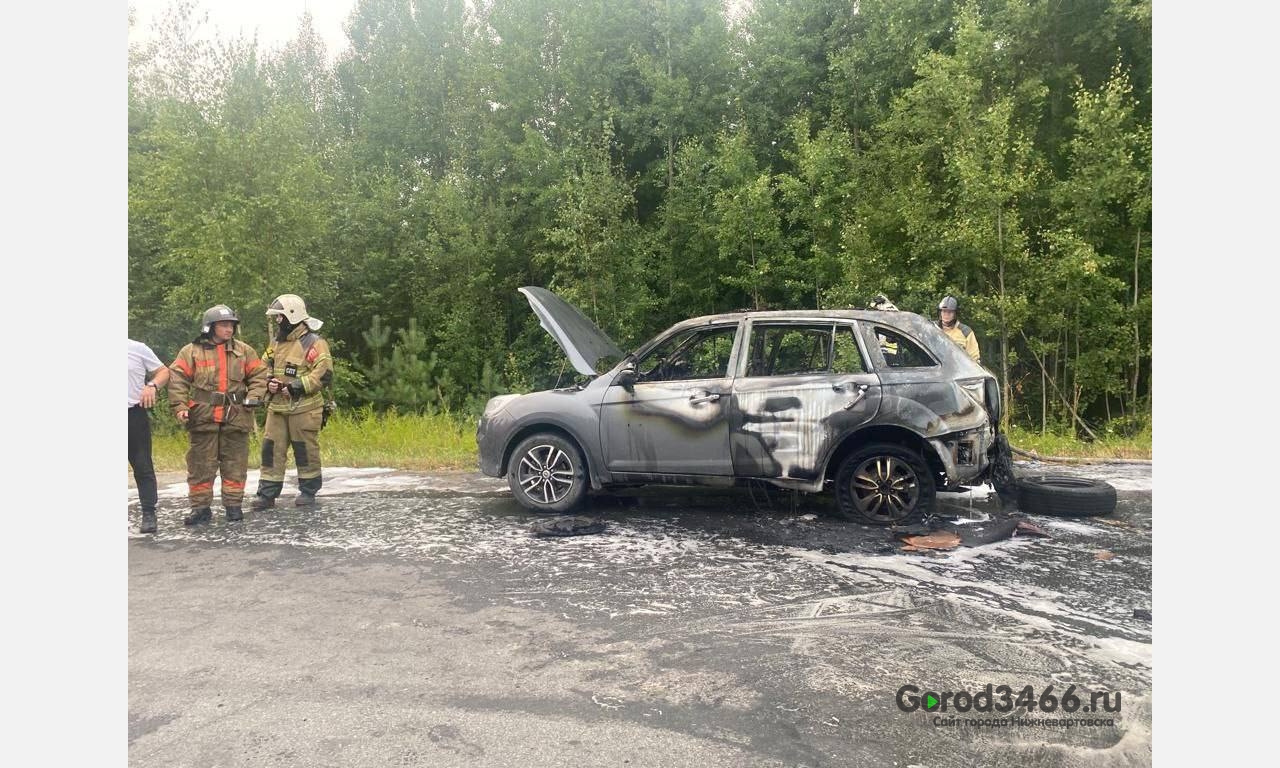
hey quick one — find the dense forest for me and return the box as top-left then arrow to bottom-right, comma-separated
128,0 -> 1151,436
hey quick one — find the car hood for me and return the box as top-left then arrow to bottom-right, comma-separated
518,286 -> 623,376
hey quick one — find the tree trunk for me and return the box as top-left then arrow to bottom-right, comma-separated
1072,313 -> 1081,430
1019,329 -> 1100,441
1051,327 -> 1060,425
997,207 -> 1011,431
750,233 -> 760,310
665,0 -> 674,190
1041,363 -> 1046,435
1132,228 -> 1142,408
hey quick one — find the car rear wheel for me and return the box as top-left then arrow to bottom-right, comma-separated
833,443 -> 936,525
508,433 -> 588,513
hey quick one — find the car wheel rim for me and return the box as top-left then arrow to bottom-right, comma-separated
850,456 -> 919,522
517,444 -> 575,504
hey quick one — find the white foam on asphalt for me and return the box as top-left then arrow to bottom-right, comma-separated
129,466 -> 503,500
1017,461 -> 1152,492
1036,519 -> 1102,535
790,537 -> 1151,672
130,465 -> 1151,691
938,482 -> 996,500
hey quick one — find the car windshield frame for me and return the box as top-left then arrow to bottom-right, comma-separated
630,320 -> 745,383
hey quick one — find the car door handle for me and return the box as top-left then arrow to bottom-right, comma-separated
842,384 -> 870,410
689,391 -> 721,404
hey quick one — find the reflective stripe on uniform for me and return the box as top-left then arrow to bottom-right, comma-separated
302,353 -> 333,393
214,343 -> 228,422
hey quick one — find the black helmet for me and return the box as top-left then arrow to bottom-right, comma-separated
200,304 -> 240,335
938,296 -> 959,312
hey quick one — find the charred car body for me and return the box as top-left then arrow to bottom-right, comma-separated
478,287 -> 1009,525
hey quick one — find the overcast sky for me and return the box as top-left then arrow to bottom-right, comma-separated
128,0 -> 357,59
128,1 -> 753,61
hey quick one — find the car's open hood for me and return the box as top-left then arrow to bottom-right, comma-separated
518,286 -> 623,376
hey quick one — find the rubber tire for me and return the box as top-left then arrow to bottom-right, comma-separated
990,433 -> 1018,503
1016,475 -> 1116,517
833,443 -> 936,526
508,432 -> 588,514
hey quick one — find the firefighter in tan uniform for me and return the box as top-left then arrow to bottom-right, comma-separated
168,305 -> 269,525
251,295 -> 334,509
936,295 -> 981,363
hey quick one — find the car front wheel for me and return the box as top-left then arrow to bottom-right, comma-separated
508,432 -> 588,513
833,443 -> 936,525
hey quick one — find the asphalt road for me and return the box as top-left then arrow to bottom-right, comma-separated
129,462 -> 1152,767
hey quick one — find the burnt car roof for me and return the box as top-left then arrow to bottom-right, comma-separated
675,308 -> 910,325
657,308 -> 986,378
516,287 -> 985,380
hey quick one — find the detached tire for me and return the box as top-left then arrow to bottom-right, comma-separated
1016,475 -> 1116,517
834,443 -> 936,526
508,432 -> 588,514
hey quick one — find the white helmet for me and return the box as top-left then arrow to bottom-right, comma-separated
266,294 -> 323,330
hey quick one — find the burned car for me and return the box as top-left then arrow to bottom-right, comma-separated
478,287 -> 1009,525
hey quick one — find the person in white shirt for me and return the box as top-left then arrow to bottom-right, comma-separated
129,339 -> 170,533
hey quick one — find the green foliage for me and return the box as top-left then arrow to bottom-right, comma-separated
148,407 -> 480,472
358,317 -> 445,412
538,128 -> 654,346
1006,423 -> 1150,460
130,0 -> 1151,431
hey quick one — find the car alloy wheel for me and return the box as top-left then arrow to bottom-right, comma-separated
834,443 -> 934,525
516,443 -> 577,504
847,454 -> 921,524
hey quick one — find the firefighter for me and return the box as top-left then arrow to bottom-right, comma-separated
168,305 -> 269,524
251,294 -> 334,509
936,295 -> 981,363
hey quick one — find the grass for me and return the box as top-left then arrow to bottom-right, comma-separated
150,408 -> 480,473
149,409 -> 1151,474
1006,423 -> 1151,460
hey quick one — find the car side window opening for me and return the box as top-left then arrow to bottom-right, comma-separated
831,325 -> 868,374
637,326 -> 737,382
874,327 -> 937,368
747,324 -> 839,377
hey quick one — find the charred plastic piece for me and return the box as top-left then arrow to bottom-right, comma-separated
530,516 -> 607,537
894,517 -> 1051,551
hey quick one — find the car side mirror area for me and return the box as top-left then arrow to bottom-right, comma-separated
615,366 -> 636,393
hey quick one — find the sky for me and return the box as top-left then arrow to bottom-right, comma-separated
128,0 -> 357,59
128,0 -> 754,60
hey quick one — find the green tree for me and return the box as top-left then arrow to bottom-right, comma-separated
128,0 -> 1152,430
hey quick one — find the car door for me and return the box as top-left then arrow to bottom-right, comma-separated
729,321 -> 881,481
599,323 -> 740,475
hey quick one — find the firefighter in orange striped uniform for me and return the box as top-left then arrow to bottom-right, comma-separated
168,305 -> 269,525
